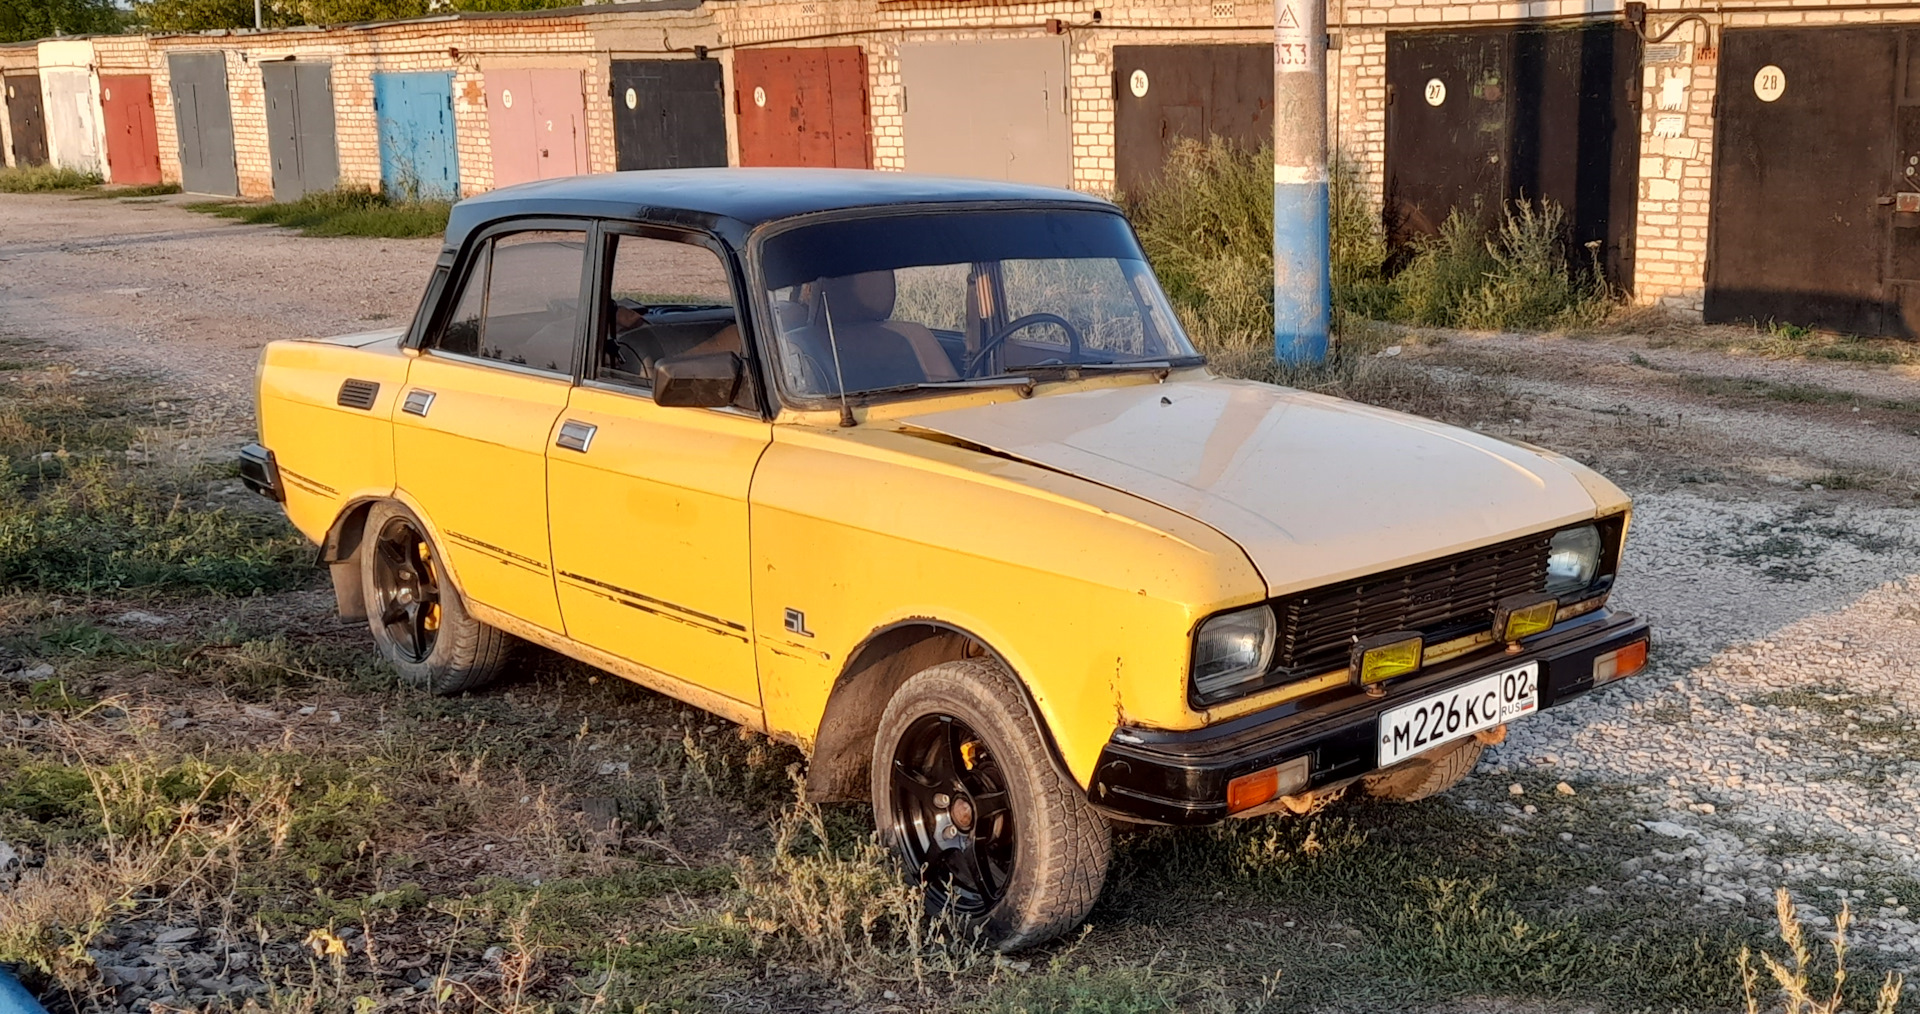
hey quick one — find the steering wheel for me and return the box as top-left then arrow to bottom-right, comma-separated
967,313 -> 1084,377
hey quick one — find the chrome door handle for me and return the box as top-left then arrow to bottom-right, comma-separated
401,389 -> 435,417
555,420 -> 597,453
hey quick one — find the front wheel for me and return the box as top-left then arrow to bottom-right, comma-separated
1361,735 -> 1487,802
871,659 -> 1111,950
359,501 -> 516,695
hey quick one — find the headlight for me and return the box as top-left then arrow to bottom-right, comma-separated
1545,525 -> 1603,596
1191,606 -> 1275,703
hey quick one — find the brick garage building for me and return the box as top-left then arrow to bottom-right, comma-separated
145,2 -> 712,199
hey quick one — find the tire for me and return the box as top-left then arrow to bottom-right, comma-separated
1362,736 -> 1486,802
359,501 -> 516,696
870,658 -> 1111,950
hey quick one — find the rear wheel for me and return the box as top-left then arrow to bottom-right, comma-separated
1362,736 -> 1487,802
871,659 -> 1110,950
360,502 -> 515,695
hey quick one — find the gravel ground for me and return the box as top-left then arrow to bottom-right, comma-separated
4,193 -> 1919,994
0,192 -> 438,424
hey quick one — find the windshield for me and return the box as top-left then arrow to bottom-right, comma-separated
757,209 -> 1198,400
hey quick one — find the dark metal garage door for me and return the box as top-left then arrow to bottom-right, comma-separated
612,59 -> 727,170
4,74 -> 48,167
168,52 -> 240,197
1113,44 -> 1273,198
263,61 -> 338,202
1385,26 -> 1642,288
733,47 -> 869,168
1706,28 -> 1912,336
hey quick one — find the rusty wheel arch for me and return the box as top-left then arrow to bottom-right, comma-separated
804,618 -> 1072,803
318,498 -> 384,621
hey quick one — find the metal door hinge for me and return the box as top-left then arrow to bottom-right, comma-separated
555,420 -> 597,452
401,389 -> 435,416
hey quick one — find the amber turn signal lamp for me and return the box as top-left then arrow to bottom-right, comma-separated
1592,639 -> 1649,686
1495,594 -> 1558,644
1350,632 -> 1424,686
1226,756 -> 1312,814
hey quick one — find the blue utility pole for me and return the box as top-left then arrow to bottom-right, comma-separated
1274,0 -> 1331,365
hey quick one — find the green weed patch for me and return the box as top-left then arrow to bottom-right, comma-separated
0,165 -> 103,193
189,187 -> 450,238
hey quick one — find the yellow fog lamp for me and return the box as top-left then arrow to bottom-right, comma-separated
1350,631 -> 1425,689
1494,593 -> 1559,648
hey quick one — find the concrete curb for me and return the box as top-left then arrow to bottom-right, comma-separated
0,966 -> 49,1014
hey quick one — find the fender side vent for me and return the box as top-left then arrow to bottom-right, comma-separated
337,379 -> 380,410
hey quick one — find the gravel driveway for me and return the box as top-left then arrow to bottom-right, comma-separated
3,191 -> 1916,972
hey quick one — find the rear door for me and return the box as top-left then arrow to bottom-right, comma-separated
393,224 -> 592,633
545,227 -> 770,708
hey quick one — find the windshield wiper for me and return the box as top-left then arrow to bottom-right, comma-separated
1006,357 -> 1202,376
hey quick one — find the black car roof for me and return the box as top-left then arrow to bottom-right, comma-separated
442,168 -> 1116,250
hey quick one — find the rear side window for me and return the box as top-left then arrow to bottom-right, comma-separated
432,229 -> 588,375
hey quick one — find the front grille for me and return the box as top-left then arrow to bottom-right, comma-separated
1270,531 -> 1553,684
337,379 -> 380,410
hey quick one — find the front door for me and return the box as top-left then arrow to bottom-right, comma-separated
546,228 -> 769,708
394,225 -> 592,633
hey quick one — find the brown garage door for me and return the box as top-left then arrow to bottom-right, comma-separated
733,47 -> 869,168
1113,45 -> 1273,198
5,74 -> 48,167
901,38 -> 1071,187
101,74 -> 161,186
1706,27 -> 1911,336
1385,26 -> 1642,289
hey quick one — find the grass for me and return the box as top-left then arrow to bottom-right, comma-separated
0,165 -> 103,193
73,182 -> 184,200
188,186 -> 451,239
0,354 -> 311,597
1674,373 -> 1920,416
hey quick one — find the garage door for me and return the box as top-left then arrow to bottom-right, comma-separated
484,68 -> 587,190
1113,45 -> 1273,197
4,74 -> 48,167
733,47 -> 869,168
611,59 -> 727,171
168,53 -> 240,197
100,74 -> 160,185
1385,26 -> 1642,288
263,62 -> 338,202
374,71 -> 459,200
1706,27 -> 1912,336
900,38 -> 1071,188
42,67 -> 100,175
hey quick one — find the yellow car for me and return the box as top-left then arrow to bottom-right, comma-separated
242,169 -> 1651,948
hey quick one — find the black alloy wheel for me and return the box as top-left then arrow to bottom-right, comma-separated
371,515 -> 442,663
887,713 -> 1016,915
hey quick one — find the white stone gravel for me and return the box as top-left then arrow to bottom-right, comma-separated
1490,489 -> 1920,960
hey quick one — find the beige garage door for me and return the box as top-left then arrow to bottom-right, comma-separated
900,38 -> 1071,188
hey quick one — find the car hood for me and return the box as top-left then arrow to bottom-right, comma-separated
898,378 -> 1603,597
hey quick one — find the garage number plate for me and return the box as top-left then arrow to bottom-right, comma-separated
1377,662 -> 1538,767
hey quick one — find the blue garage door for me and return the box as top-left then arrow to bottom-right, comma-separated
373,71 -> 458,199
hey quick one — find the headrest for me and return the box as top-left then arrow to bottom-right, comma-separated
820,271 -> 896,323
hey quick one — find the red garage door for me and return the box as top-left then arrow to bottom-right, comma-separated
100,74 -> 161,185
733,47 -> 869,168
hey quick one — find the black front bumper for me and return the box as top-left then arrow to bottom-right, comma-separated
1090,608 -> 1650,825
238,443 -> 284,502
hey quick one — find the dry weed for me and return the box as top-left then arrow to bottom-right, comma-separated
1740,887 -> 1905,1014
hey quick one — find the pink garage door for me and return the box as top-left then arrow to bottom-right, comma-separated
485,69 -> 588,190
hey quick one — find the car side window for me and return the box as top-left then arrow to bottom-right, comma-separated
432,229 -> 587,374
596,233 -> 741,393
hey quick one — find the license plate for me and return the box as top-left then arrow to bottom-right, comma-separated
1377,662 -> 1538,767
